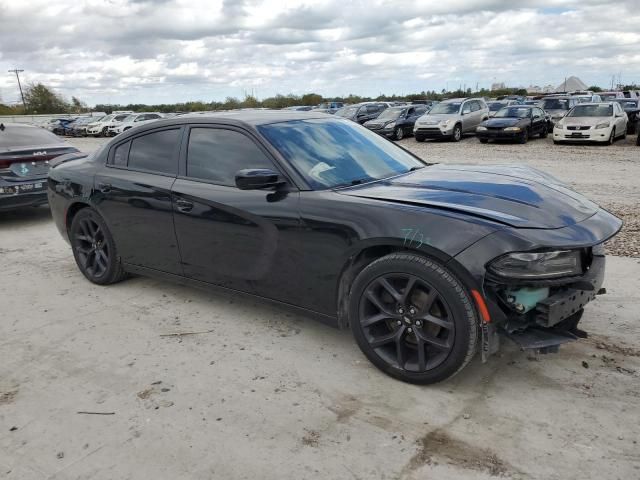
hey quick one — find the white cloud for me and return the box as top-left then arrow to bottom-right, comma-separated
0,0 -> 638,105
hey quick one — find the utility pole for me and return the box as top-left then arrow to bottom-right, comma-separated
8,68 -> 26,111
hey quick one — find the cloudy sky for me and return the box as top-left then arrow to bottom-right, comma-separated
0,0 -> 639,106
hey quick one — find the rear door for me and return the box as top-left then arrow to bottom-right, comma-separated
171,125 -> 302,299
93,126 -> 184,274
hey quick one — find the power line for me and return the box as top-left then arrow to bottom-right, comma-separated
8,68 -> 26,111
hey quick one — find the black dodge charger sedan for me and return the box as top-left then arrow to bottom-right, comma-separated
47,111 -> 621,384
1,123 -> 80,211
476,105 -> 550,143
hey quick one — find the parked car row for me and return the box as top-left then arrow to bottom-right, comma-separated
48,112 -> 164,137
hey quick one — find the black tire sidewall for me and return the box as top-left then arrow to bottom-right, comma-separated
70,208 -> 123,285
452,125 -> 462,142
348,253 -> 478,384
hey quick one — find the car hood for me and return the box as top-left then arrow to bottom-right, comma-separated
337,164 -> 599,229
417,114 -> 457,123
560,116 -> 611,126
482,117 -> 523,128
546,109 -> 568,117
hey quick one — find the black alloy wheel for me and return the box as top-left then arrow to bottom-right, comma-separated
70,209 -> 127,285
349,253 -> 478,384
519,128 -> 529,144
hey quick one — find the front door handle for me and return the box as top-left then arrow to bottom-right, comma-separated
97,182 -> 111,193
175,198 -> 194,212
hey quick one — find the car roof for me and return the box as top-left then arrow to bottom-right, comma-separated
442,98 -> 467,103
0,122 -> 42,130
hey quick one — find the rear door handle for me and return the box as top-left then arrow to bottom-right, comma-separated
97,182 -> 111,193
175,198 -> 194,212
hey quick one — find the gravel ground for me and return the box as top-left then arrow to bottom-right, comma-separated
68,134 -> 640,257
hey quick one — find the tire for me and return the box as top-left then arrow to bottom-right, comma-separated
394,127 -> 404,141
101,127 -> 108,137
519,129 -> 529,144
608,128 -> 615,145
348,253 -> 478,384
452,124 -> 462,142
479,138 -> 489,144
70,208 -> 127,285
415,134 -> 425,143
539,125 -> 548,138
637,133 -> 640,146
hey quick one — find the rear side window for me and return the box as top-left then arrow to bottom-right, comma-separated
186,128 -> 274,186
127,129 -> 180,174
112,141 -> 130,166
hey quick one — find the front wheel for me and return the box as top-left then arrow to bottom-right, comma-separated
70,208 -> 127,285
479,138 -> 489,144
349,253 -> 478,384
393,127 -> 404,141
415,134 -> 425,143
519,129 -> 529,144
608,128 -> 615,145
452,124 -> 462,142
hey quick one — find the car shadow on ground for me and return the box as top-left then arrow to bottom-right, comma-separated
0,206 -> 52,228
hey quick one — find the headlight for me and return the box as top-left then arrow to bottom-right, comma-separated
555,123 -> 563,130
488,250 -> 583,279
386,122 -> 395,129
504,127 -> 521,132
595,122 -> 610,129
440,120 -> 451,127
476,126 -> 487,131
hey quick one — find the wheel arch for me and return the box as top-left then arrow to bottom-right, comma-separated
65,201 -> 92,234
335,241 -> 469,329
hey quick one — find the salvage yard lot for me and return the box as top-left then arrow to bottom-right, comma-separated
1,135 -> 639,479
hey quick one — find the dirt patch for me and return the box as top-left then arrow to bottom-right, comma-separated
0,389 -> 18,405
404,429 -> 519,477
301,429 -> 320,447
587,335 -> 640,357
327,395 -> 361,423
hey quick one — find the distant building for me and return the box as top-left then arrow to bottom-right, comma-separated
527,84 -> 555,94
491,82 -> 506,91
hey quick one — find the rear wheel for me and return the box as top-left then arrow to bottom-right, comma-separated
540,124 -> 548,138
70,208 -> 127,285
349,253 -> 478,384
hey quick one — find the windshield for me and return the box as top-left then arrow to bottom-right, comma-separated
615,100 -> 637,109
487,102 -> 506,111
494,107 -> 532,118
429,103 -> 460,114
0,125 -> 63,148
335,107 -> 358,118
258,119 -> 424,189
542,99 -> 570,110
599,93 -> 618,100
376,108 -> 405,120
121,115 -> 136,123
567,105 -> 613,117
113,114 -> 129,121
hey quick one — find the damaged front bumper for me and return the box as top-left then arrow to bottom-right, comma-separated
452,208 -> 622,357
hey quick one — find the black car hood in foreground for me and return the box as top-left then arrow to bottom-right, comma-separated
338,164 -> 599,229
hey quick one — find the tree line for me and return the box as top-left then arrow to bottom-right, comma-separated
1,82 -> 638,115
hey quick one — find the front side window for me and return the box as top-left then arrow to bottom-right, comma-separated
258,118 -> 425,190
186,128 -> 274,186
127,129 -> 180,174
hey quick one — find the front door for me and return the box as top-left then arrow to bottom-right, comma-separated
93,127 -> 184,274
171,126 -> 302,300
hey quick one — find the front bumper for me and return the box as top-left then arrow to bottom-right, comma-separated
476,129 -> 523,140
553,126 -> 611,142
413,125 -> 453,138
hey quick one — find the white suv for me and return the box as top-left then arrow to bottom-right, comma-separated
110,113 -> 164,135
86,114 -> 131,137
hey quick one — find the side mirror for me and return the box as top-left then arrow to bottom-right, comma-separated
235,168 -> 283,190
